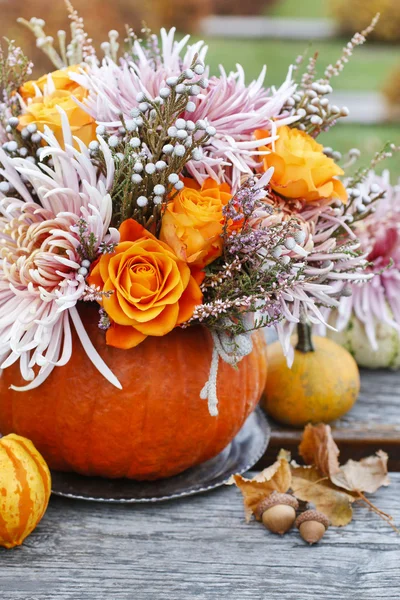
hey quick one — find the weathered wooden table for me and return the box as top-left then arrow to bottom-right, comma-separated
1,475 -> 399,599
1,369 -> 400,599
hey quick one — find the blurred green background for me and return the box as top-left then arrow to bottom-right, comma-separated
6,0 -> 400,177
203,0 -> 400,177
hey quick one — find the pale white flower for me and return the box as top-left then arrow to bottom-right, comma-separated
0,111 -> 121,391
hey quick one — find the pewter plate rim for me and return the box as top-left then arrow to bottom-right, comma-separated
50,407 -> 270,503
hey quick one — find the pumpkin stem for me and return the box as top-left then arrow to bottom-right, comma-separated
296,320 -> 315,353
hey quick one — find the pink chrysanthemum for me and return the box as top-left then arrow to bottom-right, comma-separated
72,28 -> 297,192
72,29 -> 208,126
329,170 -> 400,349
0,115 -> 121,390
185,67 -> 296,191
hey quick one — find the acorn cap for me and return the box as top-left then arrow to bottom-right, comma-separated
295,509 -> 329,530
255,492 -> 299,520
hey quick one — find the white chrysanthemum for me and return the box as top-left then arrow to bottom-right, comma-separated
0,112 -> 121,391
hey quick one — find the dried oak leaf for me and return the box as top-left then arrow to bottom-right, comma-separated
330,450 -> 390,494
228,451 -> 291,522
299,423 -> 340,478
291,465 -> 354,527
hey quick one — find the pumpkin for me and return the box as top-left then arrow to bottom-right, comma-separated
0,304 -> 268,480
327,311 -> 400,370
0,434 -> 51,549
262,322 -> 360,427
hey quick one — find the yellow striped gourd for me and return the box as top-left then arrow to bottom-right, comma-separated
0,434 -> 51,549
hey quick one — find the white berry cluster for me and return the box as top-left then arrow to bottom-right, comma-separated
285,81 -> 350,136
346,182 -> 383,217
271,229 -> 306,261
91,57 -> 217,225
0,118 -> 53,193
2,118 -> 41,158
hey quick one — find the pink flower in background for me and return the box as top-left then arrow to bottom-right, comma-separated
329,171 -> 400,349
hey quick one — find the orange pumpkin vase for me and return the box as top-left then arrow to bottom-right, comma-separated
0,304 -> 267,480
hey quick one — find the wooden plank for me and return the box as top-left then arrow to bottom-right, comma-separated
1,473 -> 399,599
263,369 -> 400,470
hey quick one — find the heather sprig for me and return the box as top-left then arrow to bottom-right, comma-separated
190,177 -> 306,336
0,39 -> 33,103
75,218 -> 100,262
81,285 -> 114,303
323,14 -> 380,81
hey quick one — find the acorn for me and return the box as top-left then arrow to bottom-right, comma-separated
255,492 -> 299,535
296,510 -> 330,544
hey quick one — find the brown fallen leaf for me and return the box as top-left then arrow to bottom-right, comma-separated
330,451 -> 396,530
252,449 -> 291,484
299,423 -> 340,478
228,451 -> 291,522
298,429 -> 396,532
331,450 -> 390,494
291,465 -> 354,527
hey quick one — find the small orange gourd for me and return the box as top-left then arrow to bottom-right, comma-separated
263,321 -> 360,427
0,434 -> 51,549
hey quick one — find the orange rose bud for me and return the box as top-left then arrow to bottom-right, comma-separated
87,219 -> 203,350
160,177 -> 232,269
255,125 -> 348,204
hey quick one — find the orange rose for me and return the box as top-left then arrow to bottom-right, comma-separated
18,66 -> 95,148
255,125 -> 348,204
18,88 -> 96,148
19,66 -> 83,101
87,219 -> 203,349
160,178 -> 232,269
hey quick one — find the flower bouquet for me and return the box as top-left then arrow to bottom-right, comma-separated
0,6 -> 388,480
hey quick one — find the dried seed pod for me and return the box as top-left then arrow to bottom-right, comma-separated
296,510 -> 329,544
255,492 -> 299,535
